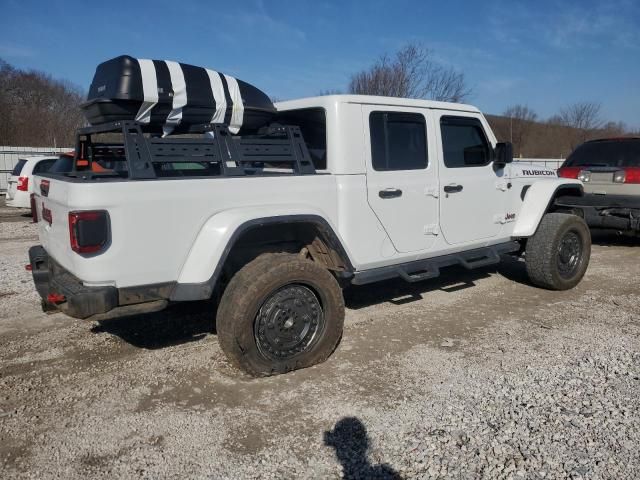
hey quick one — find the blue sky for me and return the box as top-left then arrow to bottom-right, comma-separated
1,0 -> 639,127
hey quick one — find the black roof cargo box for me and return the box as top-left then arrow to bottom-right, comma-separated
82,55 -> 275,134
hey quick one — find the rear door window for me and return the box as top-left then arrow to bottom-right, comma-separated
369,112 -> 428,171
11,159 -> 27,176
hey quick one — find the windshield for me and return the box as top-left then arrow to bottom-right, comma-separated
11,159 -> 27,176
565,140 -> 640,168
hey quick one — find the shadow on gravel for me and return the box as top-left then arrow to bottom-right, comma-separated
590,229 -> 640,247
494,254 -> 532,287
324,417 -> 402,480
93,257 -> 534,350
91,301 -> 215,349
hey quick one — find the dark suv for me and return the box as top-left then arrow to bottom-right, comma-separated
556,137 -> 640,235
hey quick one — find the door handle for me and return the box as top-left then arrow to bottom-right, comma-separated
443,184 -> 463,194
378,188 -> 403,199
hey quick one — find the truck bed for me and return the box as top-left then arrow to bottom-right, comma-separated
33,173 -> 338,289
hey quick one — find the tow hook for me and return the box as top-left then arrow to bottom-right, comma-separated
47,293 -> 66,304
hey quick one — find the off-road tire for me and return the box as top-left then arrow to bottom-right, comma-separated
525,213 -> 591,290
216,253 -> 345,377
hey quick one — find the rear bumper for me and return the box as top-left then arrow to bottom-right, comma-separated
29,246 -> 171,319
555,194 -> 640,232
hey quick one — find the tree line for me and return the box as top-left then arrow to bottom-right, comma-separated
0,58 -> 85,147
0,47 -> 637,156
487,102 -> 633,158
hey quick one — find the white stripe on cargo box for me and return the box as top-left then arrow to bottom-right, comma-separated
135,59 -> 159,124
223,74 -> 244,134
205,69 -> 227,125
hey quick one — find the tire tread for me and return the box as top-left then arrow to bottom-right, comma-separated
216,253 -> 344,377
525,213 -> 590,290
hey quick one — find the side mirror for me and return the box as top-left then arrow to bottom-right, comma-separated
494,142 -> 513,166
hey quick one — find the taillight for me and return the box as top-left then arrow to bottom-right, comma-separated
30,194 -> 38,222
68,211 -> 110,254
622,167 -> 640,184
557,166 -> 581,179
40,179 -> 50,196
17,176 -> 29,191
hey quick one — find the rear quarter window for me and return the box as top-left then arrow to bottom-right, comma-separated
48,156 -> 74,173
11,159 -> 27,176
274,108 -> 327,170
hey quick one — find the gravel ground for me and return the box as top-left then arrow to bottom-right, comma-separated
1,199 -> 639,479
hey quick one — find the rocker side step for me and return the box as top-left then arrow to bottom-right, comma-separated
352,241 -> 520,285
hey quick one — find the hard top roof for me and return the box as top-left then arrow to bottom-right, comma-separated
275,94 -> 480,113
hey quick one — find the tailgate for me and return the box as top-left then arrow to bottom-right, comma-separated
580,167 -> 640,196
32,176 -> 75,272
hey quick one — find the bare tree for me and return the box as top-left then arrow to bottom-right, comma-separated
600,121 -> 628,137
557,102 -> 603,148
490,107 -> 632,159
503,104 -> 537,157
348,43 -> 471,102
0,58 -> 85,147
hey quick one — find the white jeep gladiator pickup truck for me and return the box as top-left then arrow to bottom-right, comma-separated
29,90 -> 590,377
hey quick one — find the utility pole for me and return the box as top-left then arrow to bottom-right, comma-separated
509,115 -> 513,144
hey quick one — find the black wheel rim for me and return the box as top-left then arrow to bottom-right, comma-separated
254,284 -> 324,361
557,230 -> 583,279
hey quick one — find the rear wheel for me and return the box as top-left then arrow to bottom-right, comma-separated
525,213 -> 591,290
216,253 -> 344,377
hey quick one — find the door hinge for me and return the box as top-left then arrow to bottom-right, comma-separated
424,186 -> 439,198
496,181 -> 509,192
424,224 -> 439,235
494,214 -> 507,224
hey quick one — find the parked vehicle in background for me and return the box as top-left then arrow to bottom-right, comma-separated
6,156 -> 58,208
557,138 -> 640,235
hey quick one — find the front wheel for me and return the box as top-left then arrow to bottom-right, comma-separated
525,213 -> 591,290
216,253 -> 345,377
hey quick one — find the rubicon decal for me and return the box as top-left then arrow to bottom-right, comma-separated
522,169 -> 556,176
505,213 -> 516,221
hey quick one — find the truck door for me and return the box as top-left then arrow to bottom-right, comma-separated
435,112 -> 507,245
363,106 -> 439,253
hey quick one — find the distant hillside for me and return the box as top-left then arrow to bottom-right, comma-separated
486,114 -> 638,159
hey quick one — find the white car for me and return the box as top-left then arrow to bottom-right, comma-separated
6,156 -> 58,208
29,94 -> 590,377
